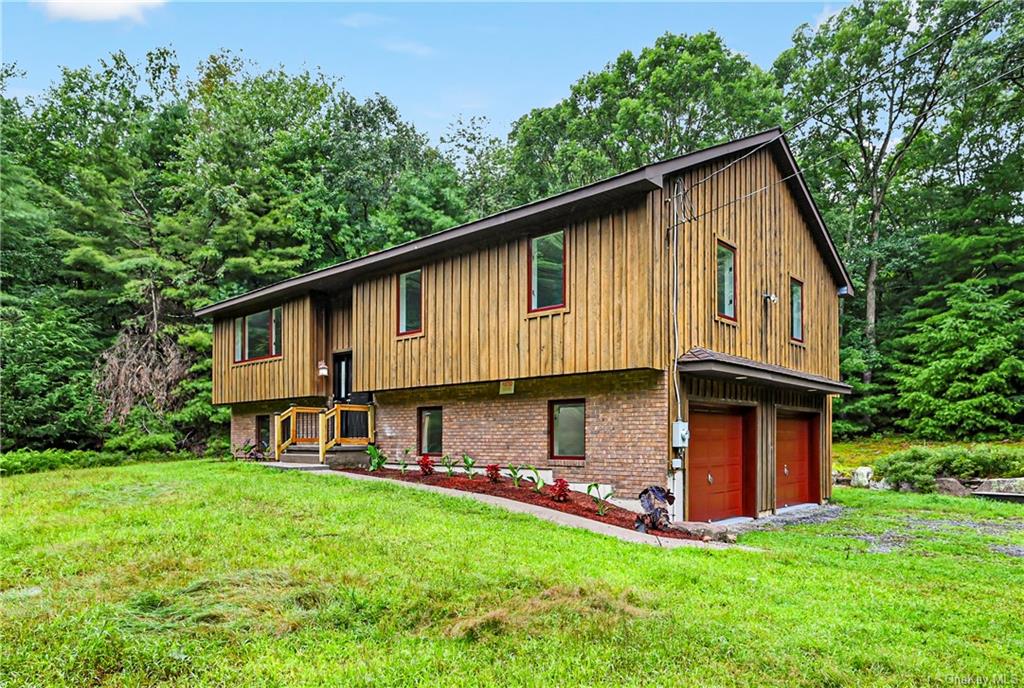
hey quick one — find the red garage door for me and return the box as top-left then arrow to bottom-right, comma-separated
776,416 -> 820,508
688,410 -> 752,522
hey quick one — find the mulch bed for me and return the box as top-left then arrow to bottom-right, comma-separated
336,467 -> 697,540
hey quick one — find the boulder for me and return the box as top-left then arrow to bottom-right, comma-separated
851,466 -> 873,488
869,478 -> 892,491
974,478 -> 1024,495
935,477 -> 970,497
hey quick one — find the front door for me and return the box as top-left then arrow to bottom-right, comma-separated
333,351 -> 352,402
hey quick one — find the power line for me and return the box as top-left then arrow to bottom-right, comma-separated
676,62 -> 1021,226
684,0 -> 1003,196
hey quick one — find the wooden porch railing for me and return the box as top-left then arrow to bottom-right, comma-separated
274,403 -> 375,463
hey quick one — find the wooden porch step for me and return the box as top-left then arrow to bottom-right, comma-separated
280,444 -> 369,467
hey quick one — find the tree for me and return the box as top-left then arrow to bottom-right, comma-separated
894,282 -> 1023,439
774,0 -> 1008,385
506,31 -> 783,202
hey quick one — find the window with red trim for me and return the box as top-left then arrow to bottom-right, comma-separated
716,241 -> 736,320
549,399 -> 585,461
790,278 -> 804,342
529,230 -> 565,312
418,407 -> 442,455
233,307 -> 282,362
397,269 -> 422,335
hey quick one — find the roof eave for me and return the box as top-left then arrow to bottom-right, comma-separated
677,359 -> 853,395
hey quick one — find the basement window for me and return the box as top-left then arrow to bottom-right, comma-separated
233,307 -> 283,362
529,230 -> 565,312
791,278 -> 804,342
717,241 -> 736,320
398,269 -> 423,335
418,407 -> 443,456
549,400 -> 585,461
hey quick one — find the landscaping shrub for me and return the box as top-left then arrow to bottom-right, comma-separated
0,448 -> 195,476
485,464 -> 501,483
874,444 -> 1024,492
365,446 -> 388,471
417,455 -> 435,476
551,478 -> 570,502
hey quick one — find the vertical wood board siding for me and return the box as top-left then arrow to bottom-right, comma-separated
352,194 -> 669,391
212,295 -> 323,405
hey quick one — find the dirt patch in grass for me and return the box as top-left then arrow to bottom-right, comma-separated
338,468 -> 697,541
443,584 -> 651,641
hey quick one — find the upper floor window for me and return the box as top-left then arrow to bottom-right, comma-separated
233,306 -> 282,362
549,399 -> 585,461
790,278 -> 804,342
397,268 -> 422,335
529,230 -> 565,312
716,241 -> 736,320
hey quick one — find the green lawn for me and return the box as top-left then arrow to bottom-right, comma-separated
2,461 -> 1022,687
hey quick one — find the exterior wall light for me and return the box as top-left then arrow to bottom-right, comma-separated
317,360 -> 329,377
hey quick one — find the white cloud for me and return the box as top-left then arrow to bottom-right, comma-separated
381,39 -> 434,58
338,11 -> 389,29
813,3 -> 844,29
33,0 -> 166,23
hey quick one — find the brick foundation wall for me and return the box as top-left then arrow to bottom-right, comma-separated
373,370 -> 669,496
229,397 -> 323,457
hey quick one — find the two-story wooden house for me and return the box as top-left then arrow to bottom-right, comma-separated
197,129 -> 853,522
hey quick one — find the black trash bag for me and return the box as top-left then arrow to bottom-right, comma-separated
634,486 -> 675,532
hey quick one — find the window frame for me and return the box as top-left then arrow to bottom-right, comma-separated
790,277 -> 805,343
527,229 -> 567,314
255,415 -> 271,451
396,268 -> 424,337
417,406 -> 443,456
716,240 -> 737,322
232,306 -> 283,363
548,399 -> 586,462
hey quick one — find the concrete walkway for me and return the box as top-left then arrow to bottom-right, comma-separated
285,466 -> 751,551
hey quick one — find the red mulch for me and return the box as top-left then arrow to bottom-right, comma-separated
336,467 -> 696,540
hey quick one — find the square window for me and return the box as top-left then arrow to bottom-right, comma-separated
550,400 -> 585,460
418,407 -> 442,455
233,307 -> 283,362
530,230 -> 565,311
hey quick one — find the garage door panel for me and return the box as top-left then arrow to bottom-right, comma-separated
688,411 -> 751,522
776,416 -> 817,508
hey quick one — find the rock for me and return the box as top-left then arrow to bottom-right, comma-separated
935,477 -> 970,497
898,481 -> 918,493
851,466 -> 873,488
975,478 -> 1024,495
869,478 -> 892,491
669,521 -> 734,542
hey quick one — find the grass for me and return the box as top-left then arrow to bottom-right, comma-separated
832,436 -> 1024,475
2,460 -> 1023,687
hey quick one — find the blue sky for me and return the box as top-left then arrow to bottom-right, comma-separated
2,1 -> 845,142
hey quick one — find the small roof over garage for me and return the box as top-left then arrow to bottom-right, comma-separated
678,347 -> 852,394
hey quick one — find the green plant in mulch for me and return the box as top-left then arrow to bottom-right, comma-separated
441,454 -> 456,477
587,483 -> 615,516
462,454 -> 477,479
525,465 -> 545,493
507,464 -> 524,488
398,448 -> 412,476
365,446 -> 388,472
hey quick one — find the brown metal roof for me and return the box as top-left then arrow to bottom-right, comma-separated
196,128 -> 853,318
677,347 -> 852,395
